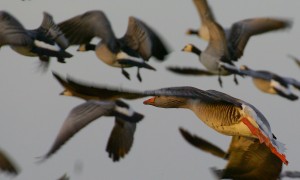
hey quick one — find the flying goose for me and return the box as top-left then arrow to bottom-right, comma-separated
223,64 -> 300,101
186,0 -> 291,43
179,128 -> 283,179
0,11 -> 72,71
40,73 -> 144,162
53,73 -> 288,165
178,0 -> 291,86
58,10 -> 169,81
0,148 -> 19,176
287,54 -> 300,68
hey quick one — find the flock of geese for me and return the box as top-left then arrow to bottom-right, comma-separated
1,0 -> 300,179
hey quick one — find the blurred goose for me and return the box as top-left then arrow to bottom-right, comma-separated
287,54 -> 300,68
0,11 -> 72,71
180,0 -> 291,86
187,0 -> 291,44
223,64 -> 300,101
186,0 -> 216,40
0,148 -> 19,176
55,74 -> 288,165
58,10 -> 169,81
179,128 -> 283,179
40,72 -> 144,162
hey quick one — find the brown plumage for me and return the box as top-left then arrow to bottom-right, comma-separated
52,73 -> 288,165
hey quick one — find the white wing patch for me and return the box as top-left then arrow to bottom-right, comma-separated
34,40 -> 60,51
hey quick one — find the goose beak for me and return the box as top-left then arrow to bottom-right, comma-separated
143,97 -> 155,105
60,89 -> 73,96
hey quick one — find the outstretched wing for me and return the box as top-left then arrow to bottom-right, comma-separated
120,16 -> 169,61
58,10 -> 115,46
106,119 -> 137,162
0,11 -> 33,46
41,100 -> 115,160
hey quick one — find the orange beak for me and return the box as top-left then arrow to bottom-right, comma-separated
143,97 -> 155,105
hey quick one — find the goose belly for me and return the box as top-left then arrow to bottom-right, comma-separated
191,104 -> 255,137
95,44 -> 120,67
252,78 -> 276,94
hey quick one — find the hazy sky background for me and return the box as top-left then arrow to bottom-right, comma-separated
1,0 -> 300,179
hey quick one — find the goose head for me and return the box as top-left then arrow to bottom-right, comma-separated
182,44 -> 202,56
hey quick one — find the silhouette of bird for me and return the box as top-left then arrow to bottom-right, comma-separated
58,10 -> 169,81
40,72 -> 144,162
0,148 -> 19,176
179,128 -> 282,180
0,11 -> 72,71
52,74 -> 288,165
169,0 -> 291,87
223,64 -> 300,101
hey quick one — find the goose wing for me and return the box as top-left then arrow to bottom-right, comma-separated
205,20 -> 231,63
120,16 -> 169,61
42,100 -> 115,160
167,66 -> 216,76
179,128 -> 227,158
58,10 -> 116,46
0,11 -> 33,46
221,136 -> 282,179
106,119 -> 137,162
228,17 -> 292,60
193,0 -> 216,24
0,149 -> 19,175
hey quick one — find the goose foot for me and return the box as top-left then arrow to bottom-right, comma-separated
122,68 -> 130,80
218,76 -> 223,88
136,68 -> 142,82
234,74 -> 238,85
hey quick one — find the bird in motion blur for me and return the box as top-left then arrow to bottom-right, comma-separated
168,0 -> 291,87
179,128 -> 281,180
222,64 -> 300,101
58,10 -> 169,81
40,72 -> 144,162
179,128 -> 300,180
0,11 -> 72,71
52,74 -> 288,165
0,148 -> 20,176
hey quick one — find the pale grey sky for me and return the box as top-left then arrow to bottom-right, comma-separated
1,0 -> 300,179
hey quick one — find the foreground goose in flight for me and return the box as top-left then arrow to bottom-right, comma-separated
223,64 -> 300,101
287,54 -> 300,68
54,73 -> 288,165
0,148 -> 19,176
58,10 -> 169,81
40,73 -> 144,162
179,128 -> 300,179
0,11 -> 72,71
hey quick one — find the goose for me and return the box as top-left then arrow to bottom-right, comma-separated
40,73 -> 144,162
179,128 -> 282,179
53,73 -> 288,165
58,10 -> 169,81
177,0 -> 291,86
287,54 -> 300,68
0,11 -> 72,71
186,0 -> 291,43
223,64 -> 300,101
0,148 -> 19,176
